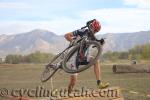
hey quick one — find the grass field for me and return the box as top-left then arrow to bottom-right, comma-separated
0,62 -> 150,100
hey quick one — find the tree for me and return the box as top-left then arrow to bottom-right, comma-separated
5,55 -> 22,64
141,43 -> 150,59
5,51 -> 55,64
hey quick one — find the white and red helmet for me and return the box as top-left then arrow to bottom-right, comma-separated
90,19 -> 101,33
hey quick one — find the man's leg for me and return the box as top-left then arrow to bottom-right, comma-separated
94,60 -> 101,84
93,60 -> 109,89
68,74 -> 78,93
87,46 -> 102,86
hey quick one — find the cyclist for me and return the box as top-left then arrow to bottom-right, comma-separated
64,19 -> 109,93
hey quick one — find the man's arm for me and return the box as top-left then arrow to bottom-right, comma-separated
64,32 -> 74,42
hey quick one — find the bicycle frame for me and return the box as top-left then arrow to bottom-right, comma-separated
41,20 -> 104,81
58,36 -> 88,56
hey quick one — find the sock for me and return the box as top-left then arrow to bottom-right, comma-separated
97,80 -> 101,85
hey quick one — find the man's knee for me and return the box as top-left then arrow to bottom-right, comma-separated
93,59 -> 100,66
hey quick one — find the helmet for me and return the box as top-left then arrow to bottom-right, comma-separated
90,19 -> 101,33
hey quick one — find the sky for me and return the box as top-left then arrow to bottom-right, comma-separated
0,0 -> 150,35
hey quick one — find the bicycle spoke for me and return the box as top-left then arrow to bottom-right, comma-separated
62,41 -> 101,73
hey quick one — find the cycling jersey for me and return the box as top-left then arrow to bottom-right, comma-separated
72,28 -> 89,37
72,28 -> 96,40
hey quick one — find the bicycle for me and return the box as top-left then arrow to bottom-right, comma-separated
41,22 -> 105,82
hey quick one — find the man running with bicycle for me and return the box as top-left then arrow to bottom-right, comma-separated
64,19 -> 109,93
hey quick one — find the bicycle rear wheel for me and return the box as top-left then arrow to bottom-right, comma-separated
62,41 -> 102,73
41,53 -> 62,82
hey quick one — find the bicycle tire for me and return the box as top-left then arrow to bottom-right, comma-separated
41,54 -> 61,82
62,41 -> 102,73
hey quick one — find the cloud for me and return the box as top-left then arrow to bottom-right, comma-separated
124,0 -> 150,8
0,8 -> 150,35
0,18 -> 83,35
80,8 -> 150,34
0,2 -> 31,9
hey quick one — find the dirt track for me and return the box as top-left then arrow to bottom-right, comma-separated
31,87 -> 124,100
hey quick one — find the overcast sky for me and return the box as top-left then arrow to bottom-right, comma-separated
0,0 -> 150,35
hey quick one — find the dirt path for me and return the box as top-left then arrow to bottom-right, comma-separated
31,87 -> 124,100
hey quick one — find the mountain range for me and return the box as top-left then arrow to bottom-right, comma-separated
0,29 -> 150,58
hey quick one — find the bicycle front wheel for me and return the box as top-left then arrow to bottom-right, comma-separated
41,53 -> 62,82
62,41 -> 102,73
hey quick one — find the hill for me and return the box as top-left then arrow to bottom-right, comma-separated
0,29 -> 150,57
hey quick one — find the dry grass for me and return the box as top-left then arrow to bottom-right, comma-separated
0,62 -> 150,100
